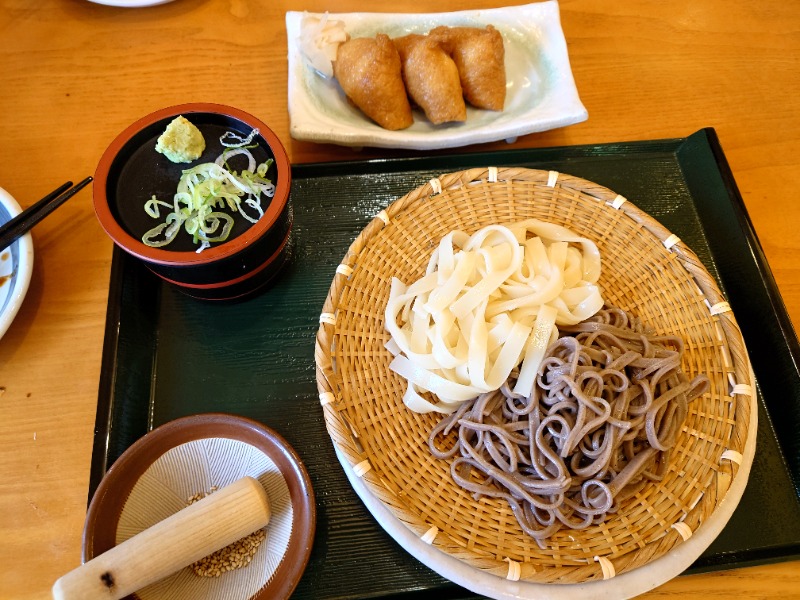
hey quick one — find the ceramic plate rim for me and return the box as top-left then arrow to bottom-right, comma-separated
0,187 -> 34,340
86,0 -> 175,7
285,1 -> 588,150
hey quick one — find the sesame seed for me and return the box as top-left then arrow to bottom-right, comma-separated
187,487 -> 267,578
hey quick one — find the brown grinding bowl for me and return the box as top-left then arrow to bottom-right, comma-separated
93,103 -> 292,301
83,413 -> 316,600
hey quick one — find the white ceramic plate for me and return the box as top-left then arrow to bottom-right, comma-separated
86,0 -> 174,7
285,1 -> 588,150
337,364 -> 757,600
0,187 -> 33,340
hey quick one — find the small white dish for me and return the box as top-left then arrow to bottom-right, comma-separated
86,0 -> 175,7
0,187 -> 34,340
285,1 -> 588,150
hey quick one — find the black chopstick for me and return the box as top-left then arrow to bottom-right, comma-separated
0,177 -> 93,251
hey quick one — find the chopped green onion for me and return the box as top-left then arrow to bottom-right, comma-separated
142,131 -> 275,251
144,196 -> 173,219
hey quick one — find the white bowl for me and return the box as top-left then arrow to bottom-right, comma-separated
0,187 -> 34,340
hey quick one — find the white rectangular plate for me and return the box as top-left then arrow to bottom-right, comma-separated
285,1 -> 588,151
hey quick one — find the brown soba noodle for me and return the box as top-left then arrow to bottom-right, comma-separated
428,306 -> 710,544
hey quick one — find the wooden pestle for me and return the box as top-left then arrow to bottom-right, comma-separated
52,476 -> 271,600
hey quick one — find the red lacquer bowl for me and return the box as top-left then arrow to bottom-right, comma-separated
94,103 -> 292,301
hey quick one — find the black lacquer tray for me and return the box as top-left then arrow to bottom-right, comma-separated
90,129 -> 800,599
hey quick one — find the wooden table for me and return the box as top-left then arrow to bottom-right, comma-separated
1,1 -> 798,598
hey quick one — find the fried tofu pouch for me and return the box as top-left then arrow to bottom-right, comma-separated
393,34 -> 466,125
333,34 -> 414,131
430,25 -> 506,111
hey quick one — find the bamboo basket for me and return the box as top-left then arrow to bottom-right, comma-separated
314,167 -> 754,584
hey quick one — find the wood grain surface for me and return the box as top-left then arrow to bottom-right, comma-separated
0,1 -> 798,598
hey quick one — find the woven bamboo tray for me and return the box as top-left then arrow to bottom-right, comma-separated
314,167 -> 754,585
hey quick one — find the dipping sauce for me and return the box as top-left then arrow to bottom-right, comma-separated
1,251 -> 11,287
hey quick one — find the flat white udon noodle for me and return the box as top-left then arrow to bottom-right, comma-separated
386,221 -> 602,413
335,364 -> 757,600
116,438 -> 293,600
